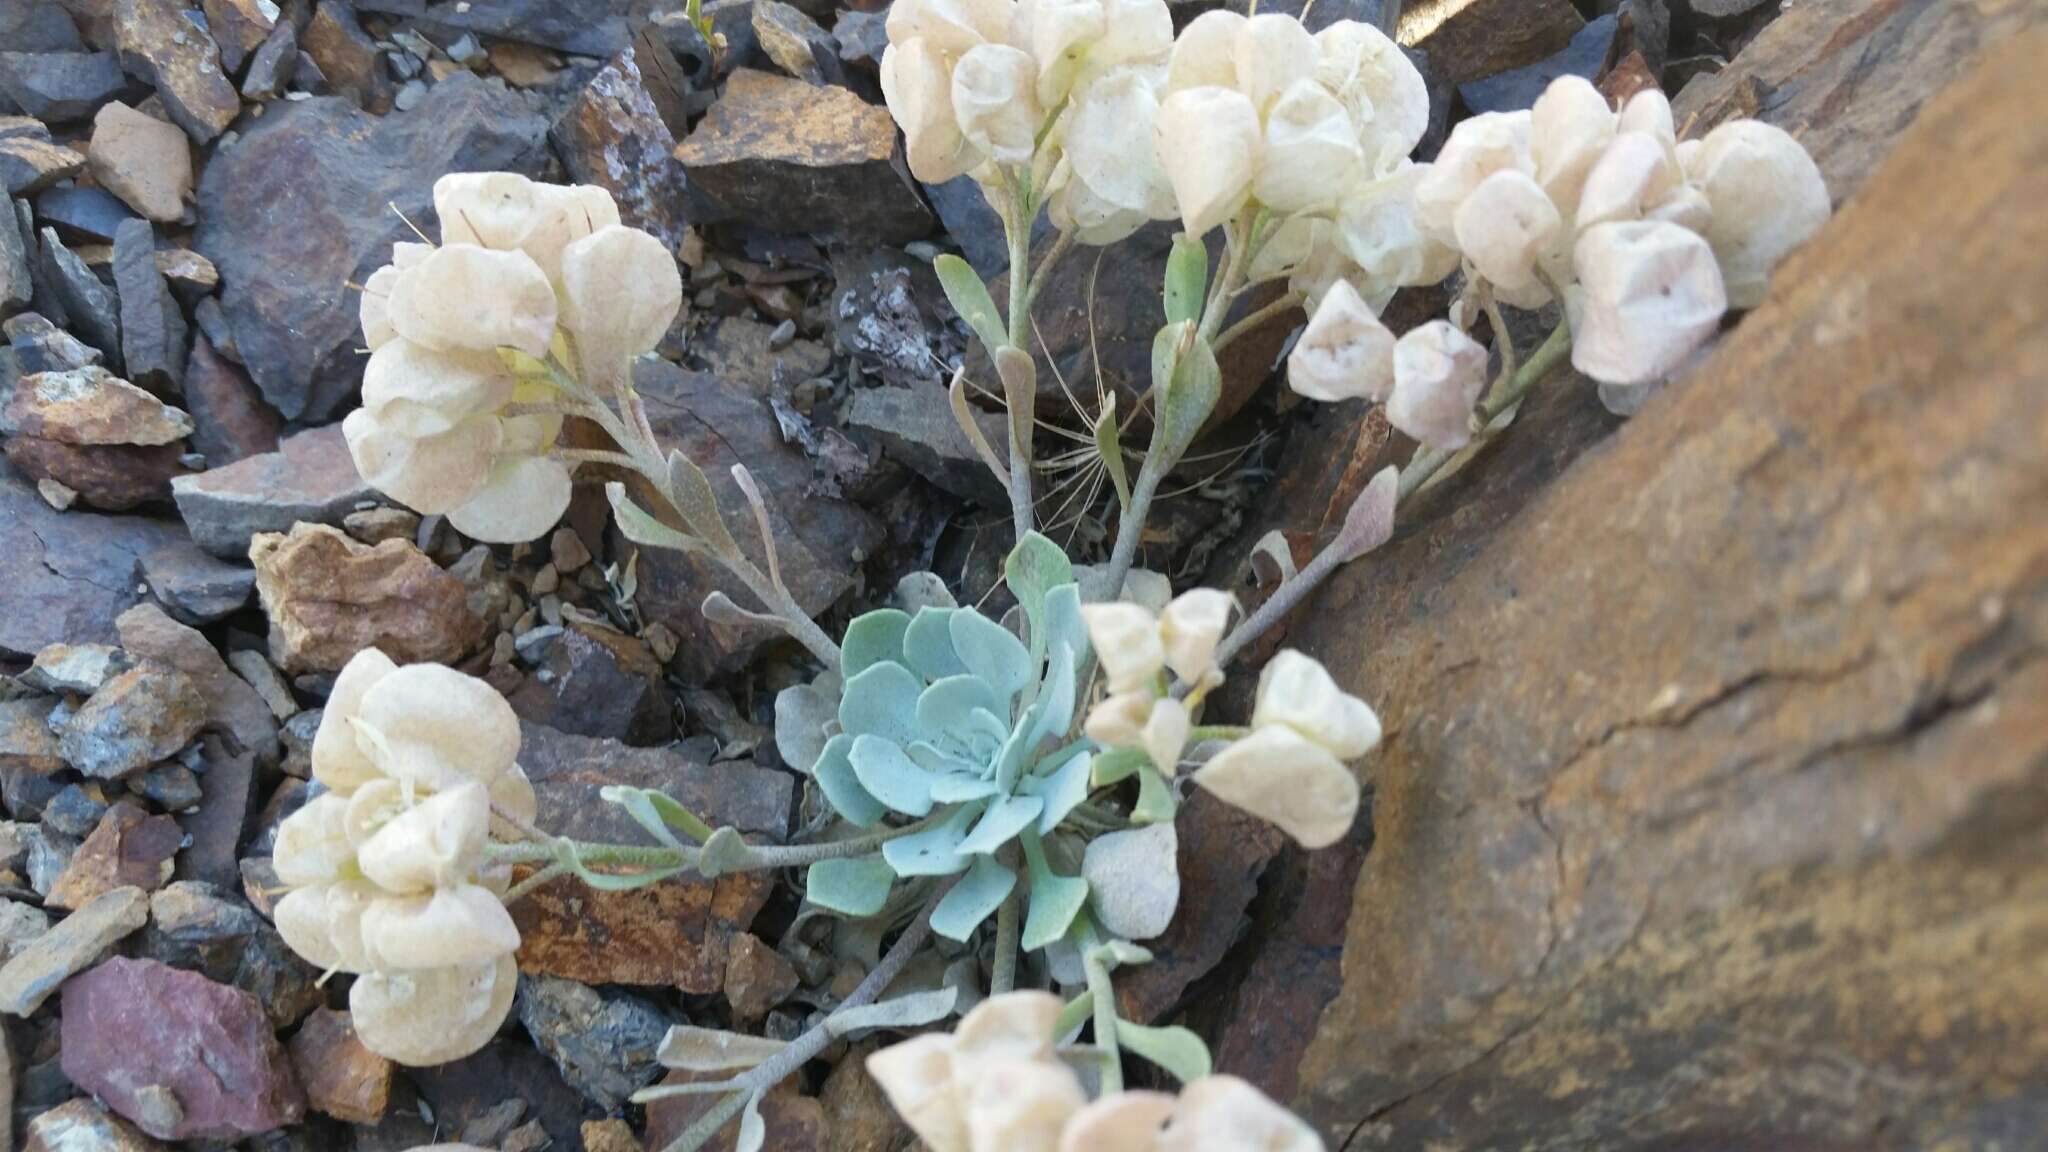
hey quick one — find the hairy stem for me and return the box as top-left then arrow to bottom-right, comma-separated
1005,196 -> 1037,543
484,816 -> 940,877
1213,291 -> 1303,354
1081,946 -> 1123,1094
991,890 -> 1020,994
654,883 -> 950,1152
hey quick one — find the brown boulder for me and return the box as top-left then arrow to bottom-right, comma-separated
250,523 -> 486,674
1269,23 -> 2048,1150
288,1007 -> 392,1124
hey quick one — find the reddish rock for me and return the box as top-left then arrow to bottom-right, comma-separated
288,1007 -> 392,1124
45,800 -> 181,910
180,336 -> 282,466
249,523 -> 486,674
25,1099 -> 166,1152
4,366 -> 192,445
299,1 -> 391,112
723,933 -> 798,1020
1,437 -> 191,510
61,957 -> 304,1140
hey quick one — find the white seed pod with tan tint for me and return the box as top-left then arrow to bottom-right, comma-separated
360,884 -> 521,971
1059,1091 -> 1176,1152
1191,725 -> 1359,848
1333,164 -> 1461,303
1158,588 -> 1233,684
384,245 -> 558,359
349,953 -> 520,1067
1251,649 -> 1382,760
445,446 -> 574,545
356,783 -> 492,893
1413,110 -> 1532,242
350,661 -> 522,792
1018,0 -> 1174,106
965,1058 -> 1087,1152
1057,67 -> 1178,244
887,0 -> 1012,55
1287,279 -> 1397,403
1155,1076 -> 1325,1152
1080,603 -> 1166,694
360,264 -> 399,351
1166,9 -> 1243,91
1080,822 -> 1179,940
342,405 -> 502,517
1453,169 -> 1563,297
1140,695 -> 1191,775
952,44 -> 1041,165
1314,20 -> 1428,177
1084,691 -> 1153,749
1530,74 -> 1615,219
1156,85 -> 1263,236
359,341 -> 517,438
949,990 -> 1064,1085
272,793 -> 355,887
274,878 -> 380,974
1684,119 -> 1830,309
433,173 -> 620,284
1616,88 -> 1677,159
1575,130 -> 1683,231
1571,220 -> 1727,386
1386,320 -> 1489,450
558,225 -> 684,395
319,663 -> 399,789
1232,13 -> 1318,113
867,1034 -> 971,1152
881,38 -> 976,184
1255,79 -> 1364,214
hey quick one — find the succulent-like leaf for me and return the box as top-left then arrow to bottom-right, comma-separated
827,986 -> 961,1035
657,1026 -> 788,1071
1163,232 -> 1209,326
1021,747 -> 1092,834
995,347 -> 1037,467
600,785 -> 713,846
560,839 -> 688,890
949,609 -> 1032,704
842,609 -> 913,679
1132,763 -> 1178,824
909,741 -> 983,777
930,773 -> 1003,803
736,1090 -> 766,1152
950,369 -> 1011,488
917,675 -> 1003,739
929,856 -> 1018,942
934,253 -> 1008,354
882,804 -> 980,876
1091,746 -> 1148,788
903,606 -> 969,682
1151,323 -> 1222,463
806,854 -> 896,917
850,735 -> 941,818
893,572 -> 958,612
839,661 -> 924,746
695,827 -> 754,877
773,680 -> 839,776
1021,830 -> 1089,950
666,449 -> 741,559
1116,1022 -> 1213,1084
957,794 -> 1046,855
1022,638 -> 1080,754
813,733 -> 888,827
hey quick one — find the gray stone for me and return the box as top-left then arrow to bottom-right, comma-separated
1,194 -> 30,315
134,762 -> 200,809
175,736 -> 253,890
844,380 -> 1009,506
1402,0 -> 1584,86
34,185 -> 137,243
0,51 -> 127,122
0,468 -> 189,658
0,884 -> 148,1015
505,622 -> 671,744
0,134 -> 83,196
34,226 -> 120,368
549,36 -> 691,253
24,1099 -> 167,1152
356,0 -> 650,57
59,662 -> 206,779
201,0 -> 275,75
193,72 -> 549,420
138,542 -> 256,625
111,0 -> 242,143
116,603 -> 280,766
752,0 -> 835,85
1459,14 -> 1619,115
6,309 -> 99,372
238,20 -> 295,100
831,9 -> 886,69
170,423 -> 376,559
0,898 -> 50,964
24,643 -> 129,694
180,334 -> 281,466
0,0 -> 83,53
23,823 -> 75,895
42,783 -> 110,837
516,974 -> 670,1110
144,880 -> 322,1027
112,218 -> 185,394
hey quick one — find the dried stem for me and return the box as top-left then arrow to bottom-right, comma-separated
1213,290 -> 1303,354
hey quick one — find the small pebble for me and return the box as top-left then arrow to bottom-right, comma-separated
768,318 -> 797,349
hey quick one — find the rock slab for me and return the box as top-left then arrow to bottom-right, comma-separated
250,522 -> 485,673
0,885 -> 148,1016
61,956 -> 305,1139
170,423 -> 375,558
1288,24 -> 2048,1150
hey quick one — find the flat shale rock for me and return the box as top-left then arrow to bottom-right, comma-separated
2,192 -> 30,311
356,0 -> 656,57
194,72 -> 548,421
1458,12 -> 1617,115
0,51 -> 126,123
179,335 -> 277,465
1284,28 -> 2048,1150
86,101 -> 188,223
516,974 -> 670,1110
0,135 -> 85,196
287,1007 -> 392,1125
45,799 -> 179,909
111,219 -> 183,392
675,68 -> 933,243
0,884 -> 147,1016
170,423 -> 374,558
506,622 -> 672,744
34,227 -> 119,363
201,0 -> 275,75
137,541 -> 255,625
34,183 -> 136,242
1,0 -> 84,53
25,1100 -> 166,1152
59,662 -> 206,779
110,0 -> 239,142
61,956 -> 305,1139
625,358 -> 881,678
5,364 -> 188,444
0,468 -> 189,657
511,722 -> 790,991
171,737 -> 255,889
550,36 -> 690,252
116,602 -> 279,765
1396,0 -> 1584,85
843,379 -> 1008,506
24,642 -> 127,693
250,522 -> 485,673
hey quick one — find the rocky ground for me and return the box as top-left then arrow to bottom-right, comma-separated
0,0 -> 2041,1151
